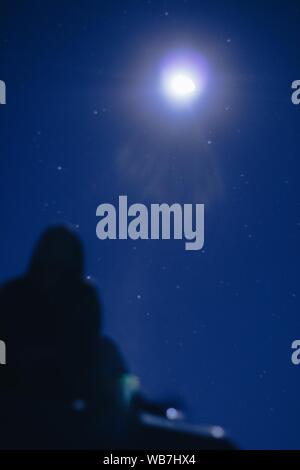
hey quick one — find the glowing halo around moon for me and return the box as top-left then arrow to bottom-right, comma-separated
160,51 -> 208,104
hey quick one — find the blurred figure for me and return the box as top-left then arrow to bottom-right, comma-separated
0,226 -> 129,449
0,226 -> 234,450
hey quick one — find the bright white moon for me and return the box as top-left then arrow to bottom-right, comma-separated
162,69 -> 201,102
160,50 -> 208,104
168,74 -> 196,97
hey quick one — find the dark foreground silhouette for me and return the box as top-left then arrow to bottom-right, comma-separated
0,226 -> 234,449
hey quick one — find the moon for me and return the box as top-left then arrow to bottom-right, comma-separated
167,73 -> 196,97
162,66 -> 205,104
159,50 -> 208,104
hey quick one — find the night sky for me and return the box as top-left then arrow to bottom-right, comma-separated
1,0 -> 300,449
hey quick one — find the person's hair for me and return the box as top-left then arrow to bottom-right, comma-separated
29,226 -> 84,281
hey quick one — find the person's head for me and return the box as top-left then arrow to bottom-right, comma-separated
29,226 -> 84,284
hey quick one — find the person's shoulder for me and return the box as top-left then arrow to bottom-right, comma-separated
76,279 -> 100,305
98,335 -> 128,375
99,335 -> 118,352
0,277 -> 28,317
71,278 -> 96,295
0,277 -> 27,296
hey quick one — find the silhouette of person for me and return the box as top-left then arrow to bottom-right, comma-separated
0,225 -> 234,451
0,226 -> 129,449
